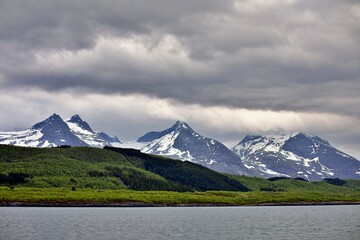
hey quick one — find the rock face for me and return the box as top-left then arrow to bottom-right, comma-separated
0,114 -> 121,148
137,121 -> 250,175
232,133 -> 360,181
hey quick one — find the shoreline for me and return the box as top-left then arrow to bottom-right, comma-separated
1,201 -> 360,208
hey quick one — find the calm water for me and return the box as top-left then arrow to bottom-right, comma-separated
0,205 -> 359,240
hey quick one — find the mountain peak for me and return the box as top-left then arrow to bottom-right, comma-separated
66,114 -> 93,133
32,113 -> 64,130
137,121 -> 192,143
65,114 -> 121,146
290,132 -> 330,146
172,120 -> 191,130
68,114 -> 82,122
50,113 -> 61,118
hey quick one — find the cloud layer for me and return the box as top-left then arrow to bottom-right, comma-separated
0,0 -> 359,157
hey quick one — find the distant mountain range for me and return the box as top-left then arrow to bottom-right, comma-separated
1,113 -> 359,180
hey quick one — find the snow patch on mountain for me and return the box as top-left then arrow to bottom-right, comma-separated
142,131 -> 179,154
66,122 -> 93,136
0,129 -> 43,147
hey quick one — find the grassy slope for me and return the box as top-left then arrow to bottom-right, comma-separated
1,145 -> 359,206
0,145 -> 247,192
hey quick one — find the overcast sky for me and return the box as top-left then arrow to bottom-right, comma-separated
0,0 -> 359,158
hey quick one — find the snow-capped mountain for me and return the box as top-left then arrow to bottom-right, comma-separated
0,114 -> 121,148
65,114 -> 121,147
232,133 -> 360,180
136,121 -> 250,175
0,113 -> 87,147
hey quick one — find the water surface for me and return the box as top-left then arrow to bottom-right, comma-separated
1,205 -> 359,240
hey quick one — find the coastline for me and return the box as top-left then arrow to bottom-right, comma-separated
2,201 -> 360,207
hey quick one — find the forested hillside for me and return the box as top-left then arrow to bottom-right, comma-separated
0,145 -> 248,192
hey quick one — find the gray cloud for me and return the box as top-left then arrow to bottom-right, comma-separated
0,0 -> 359,157
1,0 -> 358,115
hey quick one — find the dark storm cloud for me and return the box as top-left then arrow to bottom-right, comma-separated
0,0 -> 359,116
0,0 -> 230,49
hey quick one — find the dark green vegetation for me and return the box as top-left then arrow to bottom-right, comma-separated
1,144 -> 359,206
0,145 -> 247,192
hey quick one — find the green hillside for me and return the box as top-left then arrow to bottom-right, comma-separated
0,144 -> 248,192
1,144 -> 359,206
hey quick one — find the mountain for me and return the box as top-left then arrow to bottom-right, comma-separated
0,113 -> 87,147
0,114 -> 121,148
136,121 -> 250,175
65,114 -> 121,147
232,133 -> 360,181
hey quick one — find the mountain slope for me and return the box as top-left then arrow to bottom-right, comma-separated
232,133 -> 360,181
136,121 -> 250,175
